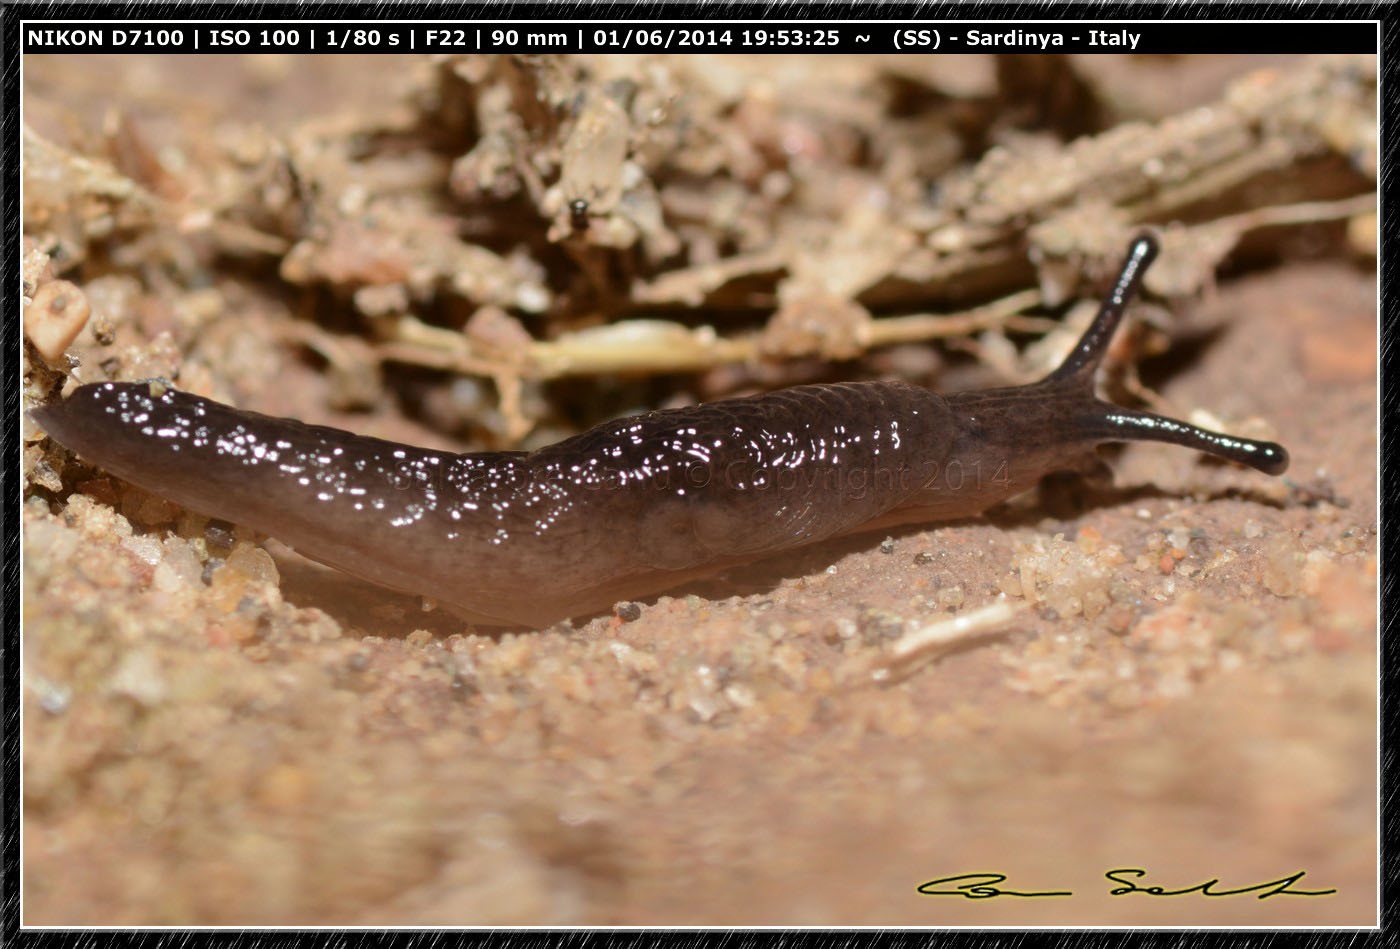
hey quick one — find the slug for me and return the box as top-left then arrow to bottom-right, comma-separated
29,234 -> 1288,627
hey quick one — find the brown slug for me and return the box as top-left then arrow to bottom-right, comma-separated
28,234 -> 1288,627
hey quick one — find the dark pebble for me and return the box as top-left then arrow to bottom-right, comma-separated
204,521 -> 235,553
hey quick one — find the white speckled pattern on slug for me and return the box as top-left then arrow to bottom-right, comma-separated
30,235 -> 1288,627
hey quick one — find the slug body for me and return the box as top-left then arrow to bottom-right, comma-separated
30,235 -> 1288,627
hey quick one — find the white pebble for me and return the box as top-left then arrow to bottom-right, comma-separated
122,534 -> 163,566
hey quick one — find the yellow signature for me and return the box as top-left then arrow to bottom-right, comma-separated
917,869 -> 1336,900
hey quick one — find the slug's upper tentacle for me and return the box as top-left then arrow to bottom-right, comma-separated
1044,233 -> 1160,385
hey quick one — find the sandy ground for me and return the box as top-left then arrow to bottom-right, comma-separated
21,52 -> 1376,925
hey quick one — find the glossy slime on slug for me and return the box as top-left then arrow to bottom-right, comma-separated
29,235 -> 1288,627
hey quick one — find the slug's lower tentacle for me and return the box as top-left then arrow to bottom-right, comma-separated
1077,403 -> 1289,475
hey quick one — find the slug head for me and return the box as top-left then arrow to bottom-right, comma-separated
1041,233 -> 1289,476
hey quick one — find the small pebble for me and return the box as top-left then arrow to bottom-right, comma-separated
831,617 -> 858,641
859,607 -> 905,643
913,551 -> 936,565
31,675 -> 71,715
24,280 -> 91,363
1104,606 -> 1133,635
936,585 -> 965,611
205,522 -> 236,553
1261,533 -> 1305,597
724,683 -> 756,709
879,537 -> 895,555
155,539 -> 203,591
224,543 -> 279,585
30,459 -> 62,493
122,534 -> 163,566
109,650 -> 167,707
451,672 -> 480,699
614,601 -> 642,622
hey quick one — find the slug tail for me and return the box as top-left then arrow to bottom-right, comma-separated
1044,232 -> 1159,385
28,397 -> 101,462
1081,402 -> 1289,475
